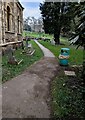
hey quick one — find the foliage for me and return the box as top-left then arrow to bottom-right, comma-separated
24,17 -> 43,32
68,2 -> 85,77
23,23 -> 31,31
69,2 -> 85,49
40,2 -> 72,44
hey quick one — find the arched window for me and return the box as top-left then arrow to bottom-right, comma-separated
7,6 -> 10,31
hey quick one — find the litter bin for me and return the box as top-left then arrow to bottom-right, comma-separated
59,48 -> 70,66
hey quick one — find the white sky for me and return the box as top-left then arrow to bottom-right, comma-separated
19,0 -> 44,2
19,0 -> 44,19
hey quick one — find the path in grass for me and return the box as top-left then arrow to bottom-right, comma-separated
34,40 -> 55,57
39,40 -> 83,65
2,41 -> 59,118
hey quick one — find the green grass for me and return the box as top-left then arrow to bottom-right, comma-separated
39,39 -> 83,65
23,32 -> 84,119
51,68 -> 84,119
23,31 -> 83,65
2,40 -> 43,83
23,31 -> 53,39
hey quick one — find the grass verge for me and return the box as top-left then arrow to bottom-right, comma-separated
39,39 -> 83,65
2,40 -> 43,83
51,66 -> 84,119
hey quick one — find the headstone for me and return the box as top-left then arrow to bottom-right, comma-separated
51,40 -> 55,45
26,44 -> 33,54
25,36 -> 28,47
64,71 -> 76,76
21,41 -> 24,49
6,45 -> 17,64
25,36 -> 30,47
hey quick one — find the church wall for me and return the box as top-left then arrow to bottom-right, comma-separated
0,0 -> 24,45
0,1 -> 2,44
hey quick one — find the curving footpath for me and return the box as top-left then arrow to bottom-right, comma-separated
34,40 -> 55,57
2,40 -> 60,118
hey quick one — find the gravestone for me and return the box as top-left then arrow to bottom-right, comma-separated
27,44 -> 33,54
6,45 -> 17,64
21,41 -> 24,49
25,36 -> 29,47
25,36 -> 30,47
51,40 -> 55,45
23,43 -> 35,56
64,71 -> 76,76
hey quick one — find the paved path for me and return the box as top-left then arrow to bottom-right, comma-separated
2,41 -> 60,118
34,40 -> 55,57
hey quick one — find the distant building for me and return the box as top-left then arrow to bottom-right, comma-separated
30,24 -> 44,32
34,24 -> 44,32
0,1 -> 24,44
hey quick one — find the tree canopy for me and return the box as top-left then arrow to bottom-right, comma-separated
40,1 -> 85,47
69,2 -> 85,49
40,2 -> 71,44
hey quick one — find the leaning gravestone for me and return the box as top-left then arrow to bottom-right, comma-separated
6,45 -> 17,64
25,36 -> 29,47
25,36 -> 30,47
21,41 -> 24,49
51,40 -> 55,45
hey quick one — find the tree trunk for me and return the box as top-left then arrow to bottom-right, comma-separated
54,33 -> 60,45
54,28 -> 61,45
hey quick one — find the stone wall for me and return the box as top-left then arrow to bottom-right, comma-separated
0,1 -> 2,44
0,0 -> 24,45
5,32 -> 15,42
17,34 -> 23,41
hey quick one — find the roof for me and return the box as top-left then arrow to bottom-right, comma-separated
18,1 -> 24,10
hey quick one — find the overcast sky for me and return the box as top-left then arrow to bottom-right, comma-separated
19,0 -> 44,19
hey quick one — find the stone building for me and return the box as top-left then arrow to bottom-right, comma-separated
34,24 -> 44,32
0,0 -> 24,44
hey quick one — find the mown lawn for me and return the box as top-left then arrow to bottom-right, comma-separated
2,40 -> 43,83
39,38 -> 83,65
23,31 -> 53,39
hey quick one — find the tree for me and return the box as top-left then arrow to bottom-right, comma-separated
23,19 -> 31,31
24,17 -> 38,32
31,17 -> 37,31
40,2 -> 71,44
69,2 -> 85,49
23,24 -> 31,31
69,2 -> 85,77
37,17 -> 43,25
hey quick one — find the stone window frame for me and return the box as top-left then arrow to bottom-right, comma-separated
17,15 -> 20,33
17,2 -> 23,34
7,5 -> 11,31
17,12 -> 22,34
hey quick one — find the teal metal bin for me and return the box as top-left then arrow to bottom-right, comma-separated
59,48 -> 70,66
